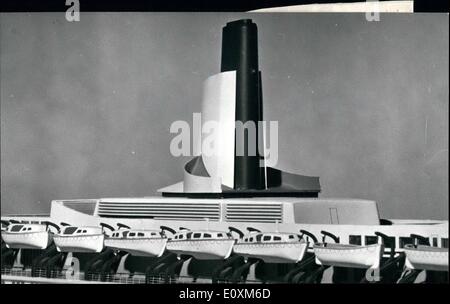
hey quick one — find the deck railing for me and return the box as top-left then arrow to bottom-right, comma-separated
1,267 -> 262,284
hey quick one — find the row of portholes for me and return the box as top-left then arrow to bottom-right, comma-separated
169,240 -> 232,246
236,243 -> 305,249
54,235 -> 103,241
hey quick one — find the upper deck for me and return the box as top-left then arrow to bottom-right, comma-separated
35,197 -> 382,225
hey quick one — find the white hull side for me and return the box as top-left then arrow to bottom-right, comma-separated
166,239 -> 236,260
314,243 -> 383,269
1,232 -> 52,250
233,242 -> 308,263
104,238 -> 167,257
404,246 -> 449,271
54,234 -> 104,253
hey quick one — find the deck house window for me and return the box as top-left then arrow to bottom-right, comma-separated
263,236 -> 271,241
349,235 -> 362,245
442,238 -> 448,248
129,233 -> 136,237
64,227 -> 78,235
204,233 -> 212,238
256,234 -> 262,242
11,225 -> 23,232
193,233 -> 201,239
399,237 -> 413,248
138,233 -> 144,237
365,236 -> 378,245
217,233 -> 223,237
273,236 -> 281,241
432,237 -> 438,247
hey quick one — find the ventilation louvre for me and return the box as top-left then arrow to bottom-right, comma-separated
225,203 -> 282,223
97,201 -> 220,221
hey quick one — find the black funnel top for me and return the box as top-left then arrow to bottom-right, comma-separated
221,19 -> 265,190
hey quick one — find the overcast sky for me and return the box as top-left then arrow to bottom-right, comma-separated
1,13 -> 448,220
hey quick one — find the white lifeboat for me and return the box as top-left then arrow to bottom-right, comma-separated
166,229 -> 235,260
104,224 -> 169,257
404,245 -> 448,272
314,243 -> 383,269
53,224 -> 105,253
313,230 -> 384,269
1,222 -> 53,250
233,227 -> 308,263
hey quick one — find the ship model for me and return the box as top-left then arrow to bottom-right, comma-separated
1,19 -> 448,284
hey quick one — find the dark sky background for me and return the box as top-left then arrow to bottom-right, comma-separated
1,13 -> 448,220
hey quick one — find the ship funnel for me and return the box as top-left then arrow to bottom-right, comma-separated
221,19 -> 265,190
158,19 -> 321,198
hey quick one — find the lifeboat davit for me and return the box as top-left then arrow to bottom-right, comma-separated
166,229 -> 235,260
104,224 -> 170,257
404,245 -> 449,272
53,224 -> 105,253
233,228 -> 308,263
1,220 -> 8,232
1,223 -> 53,250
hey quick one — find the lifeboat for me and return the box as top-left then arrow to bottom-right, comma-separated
233,227 -> 308,263
166,229 -> 235,260
53,224 -> 105,253
314,243 -> 383,269
104,224 -> 170,257
404,245 -> 448,272
313,230 -> 383,269
1,222 -> 53,250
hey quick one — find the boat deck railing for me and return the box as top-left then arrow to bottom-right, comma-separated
1,267 -> 260,284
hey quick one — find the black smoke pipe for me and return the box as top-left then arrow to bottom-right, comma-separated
221,19 -> 265,190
